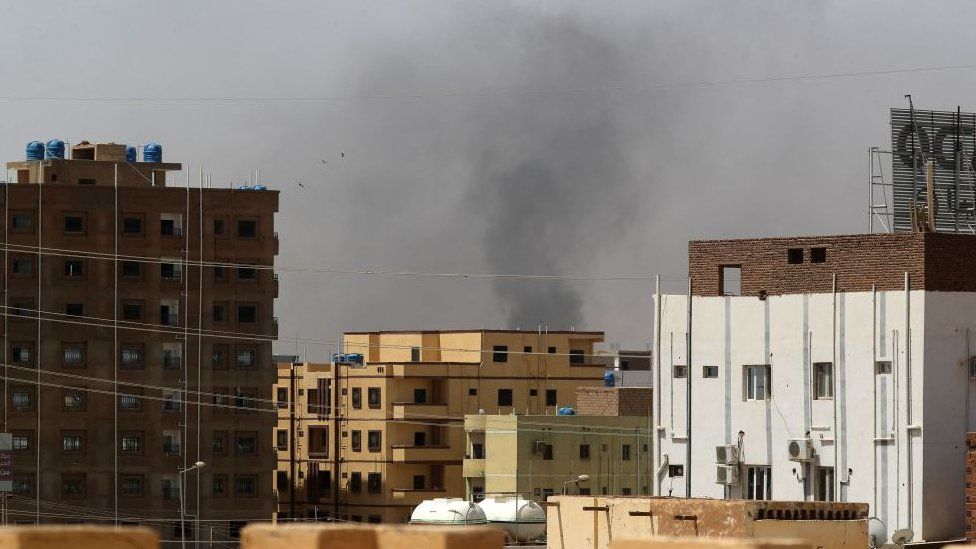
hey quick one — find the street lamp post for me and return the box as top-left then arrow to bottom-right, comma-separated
178,461 -> 205,549
561,474 -> 590,495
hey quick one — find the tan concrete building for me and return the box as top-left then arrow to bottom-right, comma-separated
3,140 -> 279,542
273,329 -> 606,523
462,414 -> 651,501
546,496 -> 869,549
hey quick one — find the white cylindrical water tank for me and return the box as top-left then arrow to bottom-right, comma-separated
477,496 -> 546,542
409,498 -> 488,526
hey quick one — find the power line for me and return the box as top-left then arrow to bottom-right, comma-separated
1,62 -> 976,104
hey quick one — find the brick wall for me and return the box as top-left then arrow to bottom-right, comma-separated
688,232 -> 976,297
576,387 -> 652,416
966,433 -> 976,542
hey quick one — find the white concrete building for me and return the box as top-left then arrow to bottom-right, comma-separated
654,233 -> 976,542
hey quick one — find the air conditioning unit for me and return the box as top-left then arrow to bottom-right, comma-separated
787,438 -> 814,461
715,444 -> 740,465
716,465 -> 739,486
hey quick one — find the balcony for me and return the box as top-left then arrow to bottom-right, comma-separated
162,355 -> 182,370
392,403 -> 449,420
160,314 -> 180,327
462,459 -> 485,478
273,274 -> 279,298
162,443 -> 182,456
391,445 -> 454,462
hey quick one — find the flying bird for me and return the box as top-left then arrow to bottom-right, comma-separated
298,182 -> 305,188
340,152 -> 345,158
319,158 -> 328,164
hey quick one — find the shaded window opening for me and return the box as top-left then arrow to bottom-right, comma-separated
720,265 -> 742,296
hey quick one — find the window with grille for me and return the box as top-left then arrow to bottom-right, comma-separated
212,432 -> 227,454
63,392 -> 85,411
11,345 -> 31,364
236,349 -> 255,369
235,432 -> 257,456
236,476 -> 257,496
62,434 -> 83,452
61,475 -> 86,498
212,345 -> 229,369
13,479 -> 31,494
121,477 -> 143,497
121,436 -> 141,453
368,387 -> 381,408
119,394 -> 140,410
12,434 -> 29,450
12,392 -> 31,409
120,347 -> 143,368
213,475 -> 227,496
62,345 -> 84,366
368,430 -> 381,452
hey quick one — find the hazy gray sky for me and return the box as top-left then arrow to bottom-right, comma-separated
2,1 -> 975,359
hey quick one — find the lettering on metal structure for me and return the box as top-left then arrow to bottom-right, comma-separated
890,108 -> 976,232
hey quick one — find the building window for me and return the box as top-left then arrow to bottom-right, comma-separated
212,431 -> 227,455
673,365 -> 688,378
621,487 -> 632,496
529,388 -> 538,397
814,362 -> 833,399
622,444 -> 632,461
235,475 -> 257,497
162,348 -> 182,370
350,472 -> 362,494
703,365 -> 719,378
876,360 -> 893,375
236,348 -> 256,369
237,265 -> 257,281
213,218 -> 226,236
744,365 -> 771,401
11,343 -> 32,365
492,345 -> 508,363
235,432 -> 257,456
121,434 -> 142,454
411,347 -> 421,362
11,390 -> 31,410
237,219 -> 257,238
579,444 -> 590,460
787,248 -> 803,264
497,388 -> 513,407
548,346 -> 557,354
11,211 -> 32,233
720,265 -> 742,296
63,213 -> 86,234
65,303 -> 85,317
810,247 -> 827,263
745,466 -> 771,500
468,388 -> 477,396
120,476 -> 143,498
62,391 -> 85,411
546,389 -> 557,407
120,345 -> 144,369
118,393 -> 141,411
276,471 -> 289,493
816,466 -> 834,501
368,387 -> 381,409
569,350 -> 585,364
160,261 -> 182,281
62,343 -> 86,367
122,301 -> 143,321
61,474 -> 86,499
122,216 -> 143,235
12,432 -> 30,451
234,389 -> 256,411
276,388 -> 288,409
11,257 -> 32,276
413,475 -> 425,490
212,302 -> 227,323
351,431 -> 362,452
367,430 -> 381,452
276,429 -> 288,451
237,304 -> 257,323
368,473 -> 381,494
351,388 -> 362,408
214,265 -> 228,282
121,261 -> 141,278
13,478 -> 32,495
212,475 -> 227,496
413,388 -> 427,404
160,216 -> 182,237
523,346 -> 532,354
212,344 -> 229,369
668,465 -> 684,477
542,443 -> 554,461
472,443 -> 484,459
78,178 -> 96,185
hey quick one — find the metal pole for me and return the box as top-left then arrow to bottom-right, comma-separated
289,363 -> 297,518
685,276 -> 693,497
179,471 -> 186,549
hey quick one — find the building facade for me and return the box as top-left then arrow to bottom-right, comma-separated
3,141 -> 279,542
273,329 -> 606,523
655,232 -> 976,542
461,414 -> 651,501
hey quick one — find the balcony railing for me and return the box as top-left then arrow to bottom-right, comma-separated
162,443 -> 182,456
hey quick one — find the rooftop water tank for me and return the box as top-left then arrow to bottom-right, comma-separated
556,406 -> 576,416
25,141 -> 44,161
143,142 -> 162,163
45,139 -> 65,159
252,184 -> 268,190
604,370 -> 616,388
409,498 -> 487,526
125,146 -> 137,164
345,353 -> 364,364
476,497 -> 546,542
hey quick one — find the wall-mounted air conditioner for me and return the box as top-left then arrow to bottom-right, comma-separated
787,438 -> 814,461
715,444 -> 740,465
716,464 -> 739,485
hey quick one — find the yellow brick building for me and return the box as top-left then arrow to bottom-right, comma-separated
462,414 -> 651,500
274,329 -> 606,523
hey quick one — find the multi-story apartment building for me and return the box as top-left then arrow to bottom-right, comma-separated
2,140 -> 278,543
655,232 -> 976,543
273,329 -> 606,523
461,413 -> 652,501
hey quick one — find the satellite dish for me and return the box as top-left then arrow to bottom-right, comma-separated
867,517 -> 887,548
892,528 -> 914,545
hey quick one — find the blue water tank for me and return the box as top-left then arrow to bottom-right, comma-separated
237,185 -> 251,190
25,141 -> 44,160
346,353 -> 364,364
45,139 -> 65,159
557,407 -> 576,416
143,142 -> 162,163
253,184 -> 267,190
604,370 -> 616,387
125,146 -> 137,164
